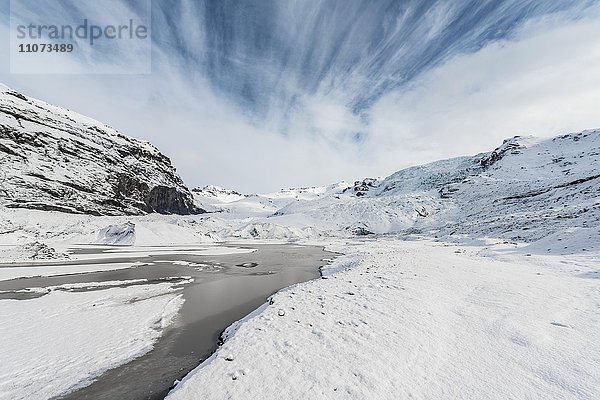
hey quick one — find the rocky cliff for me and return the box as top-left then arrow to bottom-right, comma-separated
0,84 -> 202,216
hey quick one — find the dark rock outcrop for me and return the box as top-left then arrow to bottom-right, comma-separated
146,186 -> 198,214
477,136 -> 526,169
0,85 -> 203,215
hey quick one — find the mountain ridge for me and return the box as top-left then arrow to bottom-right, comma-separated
0,84 -> 202,216
0,85 -> 598,254
217,130 -> 599,245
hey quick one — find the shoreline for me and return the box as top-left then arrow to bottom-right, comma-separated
51,243 -> 338,400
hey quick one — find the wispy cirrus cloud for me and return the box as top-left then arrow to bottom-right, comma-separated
0,1 -> 599,192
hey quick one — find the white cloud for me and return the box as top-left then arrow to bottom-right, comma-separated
1,5 -> 599,193
363,11 -> 600,178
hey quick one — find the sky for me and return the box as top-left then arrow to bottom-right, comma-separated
1,0 -> 600,193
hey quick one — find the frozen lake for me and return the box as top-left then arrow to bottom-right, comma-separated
0,243 -> 336,399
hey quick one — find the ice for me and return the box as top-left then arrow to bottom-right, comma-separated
0,281 -> 185,400
97,222 -> 136,245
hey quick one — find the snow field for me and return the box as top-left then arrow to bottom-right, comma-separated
168,239 -> 599,400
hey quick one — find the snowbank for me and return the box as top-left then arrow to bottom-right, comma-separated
168,239 -> 599,399
0,241 -> 70,262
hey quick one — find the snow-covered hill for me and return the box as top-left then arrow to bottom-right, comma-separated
166,131 -> 599,244
0,85 -> 201,216
439,134 -> 599,249
0,84 -> 598,253
192,185 -> 245,204
261,131 -> 599,246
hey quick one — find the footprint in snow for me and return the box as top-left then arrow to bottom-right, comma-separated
550,322 -> 571,328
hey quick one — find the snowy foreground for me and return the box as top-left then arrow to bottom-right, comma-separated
168,238 -> 599,399
0,243 -> 255,400
1,236 -> 597,400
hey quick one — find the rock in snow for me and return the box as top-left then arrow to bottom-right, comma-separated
96,222 -> 136,245
0,85 -> 203,216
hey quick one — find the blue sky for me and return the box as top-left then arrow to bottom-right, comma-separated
1,0 -> 600,192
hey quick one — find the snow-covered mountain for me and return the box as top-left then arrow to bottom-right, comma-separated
192,185 -> 245,203
437,133 -> 599,247
192,183 -> 352,217
227,131 -> 599,245
0,84 -> 201,216
0,84 -> 597,252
